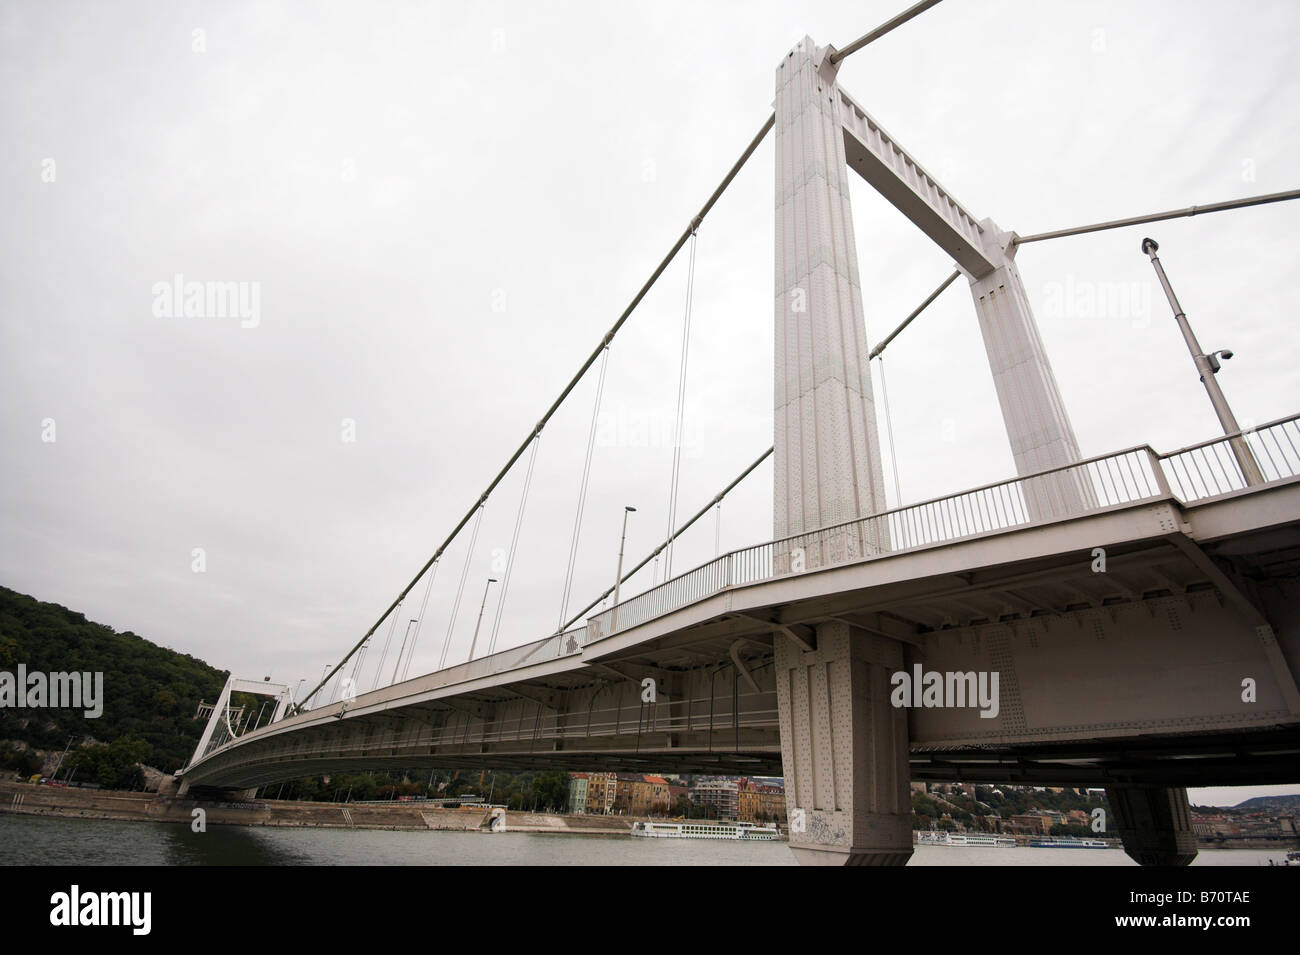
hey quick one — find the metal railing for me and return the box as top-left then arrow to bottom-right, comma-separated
408,623 -> 586,691
297,624 -> 585,717
587,413 -> 1299,643
235,413 -> 1297,761
1159,414 -> 1300,501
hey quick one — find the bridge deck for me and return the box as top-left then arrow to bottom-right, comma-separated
183,416 -> 1300,788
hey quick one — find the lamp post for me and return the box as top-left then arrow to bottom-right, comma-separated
613,506 -> 637,605
612,506 -> 636,630
1141,238 -> 1263,486
467,578 -> 499,662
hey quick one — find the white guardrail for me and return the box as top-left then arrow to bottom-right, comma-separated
586,413 -> 1300,642
273,414 -> 1297,731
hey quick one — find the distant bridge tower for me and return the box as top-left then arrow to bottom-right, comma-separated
179,676 -> 292,797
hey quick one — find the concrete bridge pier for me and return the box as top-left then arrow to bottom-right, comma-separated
775,622 -> 913,865
1105,785 -> 1198,866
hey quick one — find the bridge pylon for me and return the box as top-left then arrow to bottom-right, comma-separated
179,675 -> 292,797
773,39 -> 908,864
772,37 -> 890,577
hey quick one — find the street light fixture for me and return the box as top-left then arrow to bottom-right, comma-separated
614,506 -> 637,606
612,506 -> 637,630
1140,238 -> 1263,486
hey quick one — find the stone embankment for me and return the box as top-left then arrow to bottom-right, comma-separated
0,780 -> 634,834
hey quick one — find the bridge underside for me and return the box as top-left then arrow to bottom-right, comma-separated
185,727 -> 1300,793
185,488 -> 1300,801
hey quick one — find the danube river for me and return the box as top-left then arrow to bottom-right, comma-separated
0,815 -> 1285,866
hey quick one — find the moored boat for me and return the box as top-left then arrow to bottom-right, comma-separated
916,829 -> 1015,847
1029,837 -> 1111,848
631,820 -> 780,841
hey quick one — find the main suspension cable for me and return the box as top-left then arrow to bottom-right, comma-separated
1013,188 -> 1300,245
297,113 -> 775,711
830,0 -> 945,64
869,270 -> 961,360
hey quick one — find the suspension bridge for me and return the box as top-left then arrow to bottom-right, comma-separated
178,2 -> 1300,866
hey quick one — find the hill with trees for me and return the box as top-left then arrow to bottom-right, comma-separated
0,585 -> 228,779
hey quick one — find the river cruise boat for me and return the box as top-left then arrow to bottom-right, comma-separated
631,820 -> 779,841
1029,837 -> 1111,849
916,830 -> 1015,847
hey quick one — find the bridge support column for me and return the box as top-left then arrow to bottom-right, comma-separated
1105,786 -> 1198,866
964,224 -> 1092,520
773,38 -> 888,573
775,621 -> 912,865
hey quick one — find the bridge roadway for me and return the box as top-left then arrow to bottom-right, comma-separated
182,418 -> 1300,793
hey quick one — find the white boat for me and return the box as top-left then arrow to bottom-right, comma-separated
631,820 -> 780,841
1029,837 -> 1110,849
916,829 -> 1015,847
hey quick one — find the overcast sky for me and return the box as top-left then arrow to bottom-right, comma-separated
2,1 -> 1297,804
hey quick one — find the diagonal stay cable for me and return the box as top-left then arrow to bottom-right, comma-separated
489,434 -> 541,655
664,231 -> 699,579
439,504 -> 486,670
370,599 -> 404,691
558,347 -> 611,630
399,559 -> 440,682
561,446 -> 774,633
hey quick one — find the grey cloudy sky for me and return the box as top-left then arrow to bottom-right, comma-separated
2,1 -> 1297,804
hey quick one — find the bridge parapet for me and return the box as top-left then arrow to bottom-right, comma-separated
294,624 -> 588,718
586,414 -> 1300,645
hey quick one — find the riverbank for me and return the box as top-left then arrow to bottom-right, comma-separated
0,780 -> 634,834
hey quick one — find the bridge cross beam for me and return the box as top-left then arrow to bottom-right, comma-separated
817,42 -> 1091,521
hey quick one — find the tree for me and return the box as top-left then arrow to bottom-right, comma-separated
66,736 -> 152,790
0,742 -> 41,777
532,772 -> 570,812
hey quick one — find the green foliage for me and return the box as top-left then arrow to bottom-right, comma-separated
0,586 -> 228,773
0,742 -> 41,776
260,768 -> 578,811
496,770 -> 570,811
65,736 -> 152,790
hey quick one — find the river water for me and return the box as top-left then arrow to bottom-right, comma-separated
0,815 -> 1286,866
